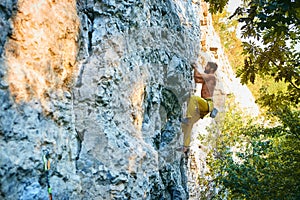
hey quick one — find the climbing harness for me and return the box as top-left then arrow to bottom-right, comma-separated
43,151 -> 53,200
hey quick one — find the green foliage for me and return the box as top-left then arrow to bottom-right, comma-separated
232,0 -> 300,106
205,101 -> 300,199
204,1 -> 300,199
212,12 -> 244,73
211,0 -> 299,112
204,0 -> 230,14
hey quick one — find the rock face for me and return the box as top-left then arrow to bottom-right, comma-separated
1,0 -> 198,199
0,0 -> 258,199
71,0 -> 201,198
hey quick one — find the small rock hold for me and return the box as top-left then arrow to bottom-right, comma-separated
0,80 -> 9,89
64,91 -> 72,99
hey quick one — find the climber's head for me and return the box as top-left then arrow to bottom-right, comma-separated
204,62 -> 218,74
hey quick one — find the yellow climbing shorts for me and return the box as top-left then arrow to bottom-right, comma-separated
182,96 -> 214,147
186,96 -> 213,119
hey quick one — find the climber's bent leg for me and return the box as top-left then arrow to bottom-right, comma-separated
182,96 -> 203,147
182,119 -> 193,147
181,96 -> 213,147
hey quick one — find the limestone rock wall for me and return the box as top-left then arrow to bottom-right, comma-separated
1,0 -> 202,199
72,0 -> 201,199
0,0 -> 259,199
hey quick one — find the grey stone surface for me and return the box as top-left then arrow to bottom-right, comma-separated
71,0 -> 201,198
0,0 -> 261,199
1,0 -> 201,199
0,0 -> 17,56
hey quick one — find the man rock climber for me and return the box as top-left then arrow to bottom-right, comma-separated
181,61 -> 218,153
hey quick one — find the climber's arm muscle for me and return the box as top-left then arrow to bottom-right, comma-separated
194,68 -> 204,83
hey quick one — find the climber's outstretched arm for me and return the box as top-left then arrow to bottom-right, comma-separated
194,67 -> 204,83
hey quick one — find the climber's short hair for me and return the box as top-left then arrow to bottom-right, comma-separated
207,62 -> 218,72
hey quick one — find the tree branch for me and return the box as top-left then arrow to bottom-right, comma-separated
288,80 -> 300,91
253,44 -> 300,91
